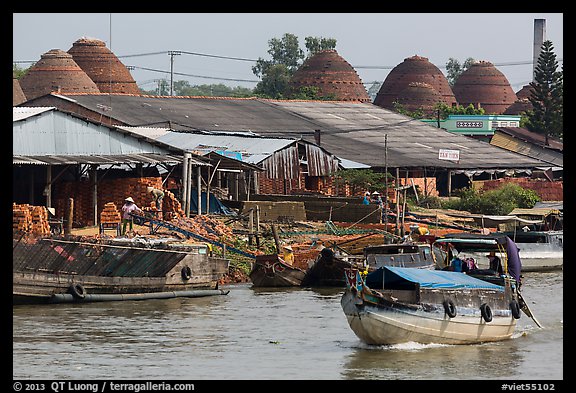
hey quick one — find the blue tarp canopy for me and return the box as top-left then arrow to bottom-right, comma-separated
366,266 -> 504,291
189,189 -> 236,216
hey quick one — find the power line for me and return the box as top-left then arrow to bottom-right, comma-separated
130,65 -> 259,84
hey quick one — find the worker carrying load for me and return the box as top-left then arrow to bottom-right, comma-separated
147,186 -> 165,211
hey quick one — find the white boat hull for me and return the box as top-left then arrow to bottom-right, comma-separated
341,291 -> 517,345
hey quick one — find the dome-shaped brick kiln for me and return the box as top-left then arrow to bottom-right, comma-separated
13,72 -> 27,106
394,82 -> 443,116
452,61 -> 517,115
19,49 -> 101,100
373,55 -> 457,110
288,49 -> 370,102
515,84 -> 535,100
68,37 -> 140,95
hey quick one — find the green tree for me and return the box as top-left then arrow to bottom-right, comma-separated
443,183 -> 540,215
527,40 -> 563,142
445,57 -> 475,86
13,64 -> 29,79
393,101 -> 484,120
334,169 -> 392,196
252,33 -> 304,80
304,37 -> 337,56
252,64 -> 292,99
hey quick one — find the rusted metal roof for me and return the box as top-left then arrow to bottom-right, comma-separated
119,127 -> 339,178
490,128 -> 563,167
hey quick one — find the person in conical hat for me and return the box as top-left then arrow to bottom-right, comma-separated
121,197 -> 142,236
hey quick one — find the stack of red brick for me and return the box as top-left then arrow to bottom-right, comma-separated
13,203 -> 50,235
53,177 -> 186,227
477,178 -> 563,201
100,202 -> 121,224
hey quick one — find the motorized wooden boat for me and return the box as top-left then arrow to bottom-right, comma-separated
13,233 -> 230,304
341,266 -> 522,345
249,254 -> 306,287
499,230 -> 563,271
363,242 -> 445,270
301,241 -> 444,288
342,233 -> 542,345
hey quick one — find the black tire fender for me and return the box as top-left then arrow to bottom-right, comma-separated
510,300 -> 521,319
480,303 -> 493,323
68,283 -> 86,299
181,266 -> 192,280
443,299 -> 457,318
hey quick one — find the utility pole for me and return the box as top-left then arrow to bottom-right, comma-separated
383,134 -> 388,239
168,51 -> 181,96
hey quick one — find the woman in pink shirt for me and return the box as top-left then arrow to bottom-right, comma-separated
121,197 -> 142,235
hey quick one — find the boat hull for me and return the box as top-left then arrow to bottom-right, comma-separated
341,290 -> 517,345
13,235 -> 230,304
249,254 -> 306,287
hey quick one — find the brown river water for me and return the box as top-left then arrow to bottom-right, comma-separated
13,267 -> 563,381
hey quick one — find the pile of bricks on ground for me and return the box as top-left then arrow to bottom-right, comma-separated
171,215 -> 235,243
13,203 -> 50,236
99,202 -> 121,224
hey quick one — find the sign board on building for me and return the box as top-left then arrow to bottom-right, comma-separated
438,149 -> 460,161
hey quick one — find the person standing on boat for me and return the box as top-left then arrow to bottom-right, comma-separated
362,192 -> 370,205
121,197 -> 143,236
282,245 -> 294,265
487,251 -> 503,274
370,191 -> 383,207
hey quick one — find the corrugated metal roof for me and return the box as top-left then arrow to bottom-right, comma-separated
12,153 -> 205,166
157,131 -> 298,162
13,106 -> 55,121
26,94 -> 551,170
116,126 -> 171,139
490,130 -> 564,167
13,107 -> 180,157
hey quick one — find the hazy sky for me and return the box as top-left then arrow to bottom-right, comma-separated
13,13 -> 563,93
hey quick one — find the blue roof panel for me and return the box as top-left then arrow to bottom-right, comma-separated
384,266 -> 504,291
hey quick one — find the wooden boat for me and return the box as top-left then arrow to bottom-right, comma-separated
341,266 -> 522,345
363,242 -> 445,270
301,241 -> 444,288
13,233 -> 230,304
249,254 -> 306,287
301,247 -> 365,287
499,230 -> 563,271
342,233 -> 541,345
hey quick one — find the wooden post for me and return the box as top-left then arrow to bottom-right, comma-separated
91,165 -> 98,226
182,153 -> 190,215
255,205 -> 261,248
395,168 -> 400,237
65,198 -> 73,235
447,169 -> 452,197
196,165 -> 201,216
248,208 -> 254,246
45,165 -> 52,208
271,223 -> 281,254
